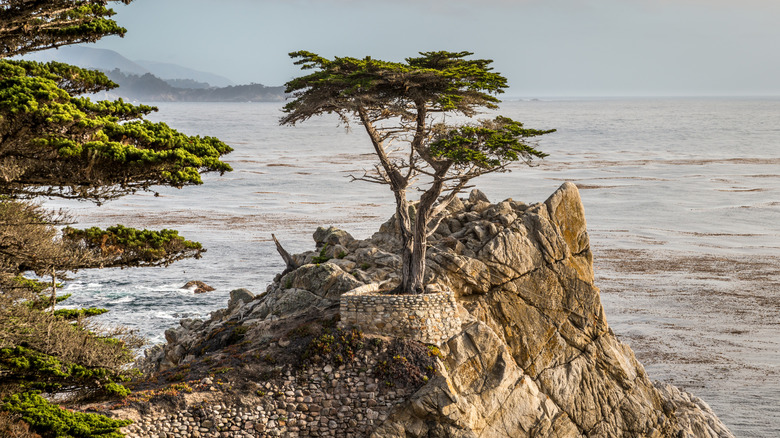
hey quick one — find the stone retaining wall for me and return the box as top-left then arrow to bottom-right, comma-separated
339,284 -> 461,345
121,358 -> 412,438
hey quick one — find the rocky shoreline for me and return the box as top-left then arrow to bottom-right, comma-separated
107,183 -> 734,438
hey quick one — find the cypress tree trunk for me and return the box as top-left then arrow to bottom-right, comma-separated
402,173 -> 446,294
406,206 -> 429,294
394,189 -> 416,294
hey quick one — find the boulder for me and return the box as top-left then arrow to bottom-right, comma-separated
182,280 -> 215,294
468,188 -> 490,204
227,288 -> 254,312
279,263 -> 363,300
313,226 -> 355,248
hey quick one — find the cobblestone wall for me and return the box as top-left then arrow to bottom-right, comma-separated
339,284 -> 461,345
121,358 -> 413,438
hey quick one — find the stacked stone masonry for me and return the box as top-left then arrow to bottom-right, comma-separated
339,284 -> 461,346
121,359 -> 413,438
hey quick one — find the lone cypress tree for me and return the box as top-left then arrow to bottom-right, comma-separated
282,51 -> 554,294
0,1 -> 232,436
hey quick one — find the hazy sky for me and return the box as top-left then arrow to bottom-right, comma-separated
89,0 -> 780,96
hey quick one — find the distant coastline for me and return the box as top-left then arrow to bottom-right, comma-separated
97,69 -> 287,102
19,45 -> 288,103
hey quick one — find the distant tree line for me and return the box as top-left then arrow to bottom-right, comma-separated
103,69 -> 287,102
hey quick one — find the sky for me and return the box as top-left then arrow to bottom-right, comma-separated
87,0 -> 780,96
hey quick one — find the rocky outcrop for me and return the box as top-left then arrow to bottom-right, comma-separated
137,183 -> 733,438
182,280 -> 215,294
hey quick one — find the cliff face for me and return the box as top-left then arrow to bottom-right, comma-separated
370,182 -> 731,437
139,183 -> 733,438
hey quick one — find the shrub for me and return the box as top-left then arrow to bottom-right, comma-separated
2,392 -> 131,438
301,328 -> 364,366
225,325 -> 248,345
374,339 -> 438,389
53,308 -> 109,320
312,244 -> 331,264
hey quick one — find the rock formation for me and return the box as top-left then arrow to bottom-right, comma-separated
182,280 -> 216,294
137,182 -> 733,438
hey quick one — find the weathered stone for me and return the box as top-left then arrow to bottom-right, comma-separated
183,280 -> 215,294
313,226 -> 355,248
445,196 -> 466,213
279,263 -> 363,300
227,288 -> 254,312
468,188 -> 490,204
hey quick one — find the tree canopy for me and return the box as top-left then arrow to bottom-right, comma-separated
0,0 -> 132,58
0,1 -> 233,435
282,51 -> 554,294
0,59 -> 232,201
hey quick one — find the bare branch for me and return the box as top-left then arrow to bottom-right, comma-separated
430,178 -> 473,218
425,214 -> 447,239
272,234 -> 299,275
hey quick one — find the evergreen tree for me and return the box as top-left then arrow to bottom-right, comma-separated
0,1 -> 232,436
282,51 -> 554,294
0,0 -> 131,58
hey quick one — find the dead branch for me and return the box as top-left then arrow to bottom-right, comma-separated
272,234 -> 299,275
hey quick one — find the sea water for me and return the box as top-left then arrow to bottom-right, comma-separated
51,98 -> 780,437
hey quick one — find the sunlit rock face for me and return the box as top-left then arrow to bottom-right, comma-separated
372,182 -> 733,438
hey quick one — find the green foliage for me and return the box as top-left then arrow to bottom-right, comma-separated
302,328 -> 364,366
53,308 -> 109,320
2,392 -> 131,438
0,1 -> 131,59
430,116 -> 553,169
0,60 -> 233,201
27,294 -> 72,313
282,50 -> 505,120
0,346 -> 129,395
11,276 -> 47,295
311,244 -> 331,264
101,382 -> 130,398
211,367 -> 232,375
62,225 -> 204,268
0,60 -> 119,96
0,1 -> 231,436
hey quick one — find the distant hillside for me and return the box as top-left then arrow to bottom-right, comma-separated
164,79 -> 212,89
19,45 -> 284,102
136,60 -> 234,87
101,69 -> 286,102
22,45 -> 149,75
19,45 -> 236,89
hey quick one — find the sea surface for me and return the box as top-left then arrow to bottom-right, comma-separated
51,98 -> 779,437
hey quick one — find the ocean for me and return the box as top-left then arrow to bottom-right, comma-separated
51,98 -> 779,437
